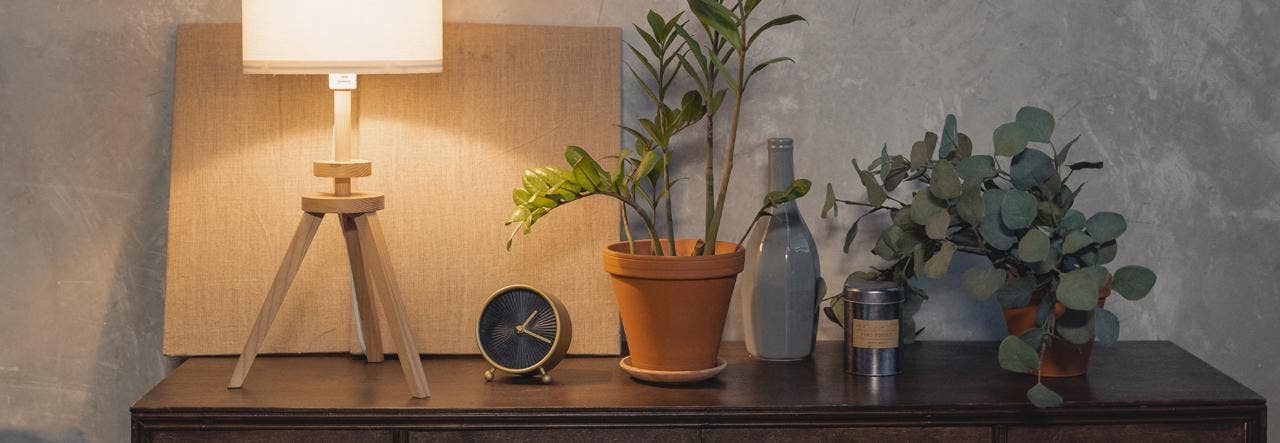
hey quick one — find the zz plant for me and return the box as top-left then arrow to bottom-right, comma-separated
823,107 -> 1157,407
505,0 -> 811,256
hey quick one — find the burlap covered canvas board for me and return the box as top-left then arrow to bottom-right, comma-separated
164,23 -> 621,356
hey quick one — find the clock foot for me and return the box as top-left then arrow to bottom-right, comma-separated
539,368 -> 551,384
483,368 -> 495,382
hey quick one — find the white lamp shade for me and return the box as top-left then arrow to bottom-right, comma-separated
242,0 -> 442,75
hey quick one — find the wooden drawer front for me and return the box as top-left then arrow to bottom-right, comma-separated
149,430 -> 396,442
410,428 -> 700,442
1007,422 -> 1247,442
702,426 -> 991,442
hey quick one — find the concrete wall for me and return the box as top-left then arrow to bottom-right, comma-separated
1,1 -> 1276,441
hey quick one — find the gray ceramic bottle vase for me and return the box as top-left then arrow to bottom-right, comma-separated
743,138 -> 821,360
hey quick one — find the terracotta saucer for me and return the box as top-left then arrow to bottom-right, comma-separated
618,357 -> 727,384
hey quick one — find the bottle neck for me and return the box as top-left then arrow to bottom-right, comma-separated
768,146 -> 795,193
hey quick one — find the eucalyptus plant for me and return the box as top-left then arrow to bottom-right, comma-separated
505,0 -> 810,256
822,107 -> 1157,407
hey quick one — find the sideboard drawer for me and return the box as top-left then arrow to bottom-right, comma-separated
702,426 -> 991,442
1006,422 -> 1248,442
409,428 -> 700,442
150,430 -> 396,442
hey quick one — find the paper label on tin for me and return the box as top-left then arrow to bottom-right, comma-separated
851,319 -> 899,349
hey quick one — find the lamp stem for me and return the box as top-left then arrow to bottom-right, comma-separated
331,73 -> 358,196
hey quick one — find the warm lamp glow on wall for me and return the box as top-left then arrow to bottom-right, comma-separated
228,0 -> 442,398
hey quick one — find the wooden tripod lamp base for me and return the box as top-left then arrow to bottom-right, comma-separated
227,74 -> 430,399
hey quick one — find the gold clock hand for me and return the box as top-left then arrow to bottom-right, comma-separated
525,330 -> 553,345
519,310 -> 538,330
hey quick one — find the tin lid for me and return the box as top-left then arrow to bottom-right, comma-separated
767,137 -> 793,151
843,280 -> 904,304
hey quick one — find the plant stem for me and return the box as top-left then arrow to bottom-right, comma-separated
662,151 -> 677,255
621,202 -> 636,254
701,27 -> 748,256
603,191 -> 662,255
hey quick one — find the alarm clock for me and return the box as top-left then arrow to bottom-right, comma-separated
476,285 -> 572,383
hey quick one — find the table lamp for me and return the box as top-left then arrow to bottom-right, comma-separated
227,0 -> 443,398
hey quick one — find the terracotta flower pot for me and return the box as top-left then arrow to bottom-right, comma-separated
602,239 -> 744,373
1001,279 -> 1112,377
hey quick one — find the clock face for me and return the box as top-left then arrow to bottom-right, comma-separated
478,288 -> 559,371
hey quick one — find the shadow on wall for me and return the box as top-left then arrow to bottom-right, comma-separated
0,428 -> 87,443
76,23 -> 184,440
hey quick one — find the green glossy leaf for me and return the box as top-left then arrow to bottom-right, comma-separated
746,56 -> 794,85
842,220 -> 858,253
879,144 -> 892,183
1094,308 -> 1119,346
957,185 -> 984,225
924,241 -> 956,278
1112,265 -> 1156,300
962,266 -> 1006,301
930,160 -> 963,199
998,335 -> 1041,374
939,114 -> 958,159
687,0 -> 742,52
1000,190 -> 1038,230
1010,148 -> 1055,190
993,121 -> 1030,157
1067,161 -> 1104,170
853,159 -> 887,207
821,183 -> 837,218
996,275 -> 1037,309
1061,230 -> 1096,255
1085,212 -> 1127,243
925,210 -> 950,240
1027,383 -> 1064,408
634,150 -> 661,179
956,155 -> 997,183
1057,269 -> 1100,310
1016,106 -> 1055,143
747,14 -> 806,48
1054,134 -> 1081,167
1018,229 -> 1051,262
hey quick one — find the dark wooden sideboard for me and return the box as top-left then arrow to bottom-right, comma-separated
131,341 -> 1265,442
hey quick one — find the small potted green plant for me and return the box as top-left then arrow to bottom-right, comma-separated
822,107 -> 1156,406
504,0 -> 809,380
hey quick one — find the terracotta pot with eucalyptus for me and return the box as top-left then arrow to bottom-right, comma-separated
504,1 -> 809,381
822,107 -> 1157,406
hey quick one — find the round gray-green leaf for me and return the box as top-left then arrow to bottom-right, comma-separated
910,190 -> 946,225
1061,230 -> 1095,255
963,266 -> 1006,301
957,155 -> 997,183
924,241 -> 956,278
995,275 -> 1037,309
981,212 -> 1018,251
1112,265 -> 1156,300
1001,189 -> 1038,230
1097,240 -> 1118,265
993,121 -> 1030,157
1056,310 -> 1095,345
1056,269 -> 1099,310
1016,106 -> 1055,143
925,210 -> 950,240
1059,209 -> 1085,232
1094,308 -> 1119,346
957,185 -> 984,226
998,335 -> 1041,374
821,183 -> 836,218
930,161 -> 963,199
1027,383 -> 1064,408
1018,230 -> 1051,262
1085,212 -> 1127,243
1010,148 -> 1055,190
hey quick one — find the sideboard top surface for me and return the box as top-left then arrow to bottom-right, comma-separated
132,341 -> 1263,414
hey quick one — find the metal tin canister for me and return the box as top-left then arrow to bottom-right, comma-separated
843,281 -> 904,376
